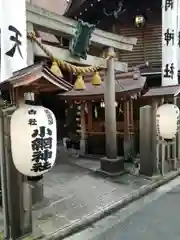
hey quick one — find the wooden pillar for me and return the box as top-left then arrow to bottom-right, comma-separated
129,98 -> 135,158
124,100 -> 130,141
87,101 -> 93,132
129,99 -> 134,136
0,88 -> 33,239
80,103 -> 86,155
123,100 -> 131,161
2,107 -> 25,239
100,47 -> 124,175
16,88 -> 33,236
172,97 -> 177,170
177,99 -> 180,163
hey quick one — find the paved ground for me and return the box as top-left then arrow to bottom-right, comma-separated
0,146 -> 179,239
31,154 -> 151,238
66,177 -> 180,240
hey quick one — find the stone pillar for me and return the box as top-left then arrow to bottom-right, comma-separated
100,47 -> 124,175
140,103 -> 160,176
27,22 -> 34,66
139,105 -> 154,176
151,100 -> 160,175
104,47 -> 117,159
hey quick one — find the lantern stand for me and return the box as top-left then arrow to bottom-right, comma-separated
157,97 -> 166,175
14,87 -> 33,237
0,86 -> 33,239
152,98 -> 172,176
172,97 -> 178,170
142,87 -> 180,177
156,97 -> 179,174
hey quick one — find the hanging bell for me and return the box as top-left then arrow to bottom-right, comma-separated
74,75 -> 86,90
91,72 -> 102,86
50,61 -> 63,77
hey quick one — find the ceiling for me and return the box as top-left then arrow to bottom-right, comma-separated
65,0 -> 161,29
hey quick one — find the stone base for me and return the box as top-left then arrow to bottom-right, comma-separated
100,157 -> 125,176
31,181 -> 44,205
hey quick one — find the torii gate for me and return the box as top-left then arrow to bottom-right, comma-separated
0,3 -> 138,239
26,2 -> 137,167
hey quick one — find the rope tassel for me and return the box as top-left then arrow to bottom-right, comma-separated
50,61 -> 63,77
91,71 -> 102,85
74,75 -> 86,90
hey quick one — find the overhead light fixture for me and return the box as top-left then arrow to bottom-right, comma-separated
135,15 -> 145,27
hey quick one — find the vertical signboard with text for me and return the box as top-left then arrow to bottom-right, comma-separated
0,0 -> 27,82
162,0 -> 178,86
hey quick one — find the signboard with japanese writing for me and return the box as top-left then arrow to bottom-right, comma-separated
10,105 -> 57,177
162,0 -> 178,86
0,0 -> 27,82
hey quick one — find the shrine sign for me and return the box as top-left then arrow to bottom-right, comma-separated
162,0 -> 178,86
0,0 -> 27,81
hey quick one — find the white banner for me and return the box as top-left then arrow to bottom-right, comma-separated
0,0 -> 27,82
162,0 -> 178,86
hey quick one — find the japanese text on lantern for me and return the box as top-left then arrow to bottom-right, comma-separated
28,109 -> 52,173
44,109 -> 53,125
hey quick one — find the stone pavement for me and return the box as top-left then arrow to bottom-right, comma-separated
0,147 -> 180,239
77,178 -> 180,240
30,158 -> 152,239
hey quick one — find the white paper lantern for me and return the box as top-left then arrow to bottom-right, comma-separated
10,104 -> 57,177
156,103 -> 180,139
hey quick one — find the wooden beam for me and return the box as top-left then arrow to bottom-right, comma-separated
87,101 -> 93,132
33,42 -> 128,72
26,3 -> 137,51
66,0 -> 86,16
